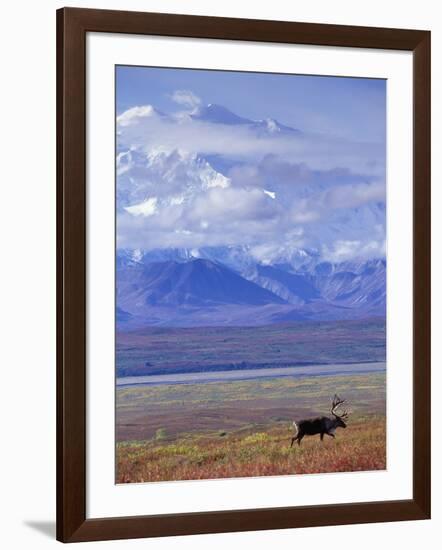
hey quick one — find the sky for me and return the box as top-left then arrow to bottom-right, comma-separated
115,65 -> 386,263
116,66 -> 386,143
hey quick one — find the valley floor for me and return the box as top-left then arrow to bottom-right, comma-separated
117,416 -> 385,483
116,371 -> 386,483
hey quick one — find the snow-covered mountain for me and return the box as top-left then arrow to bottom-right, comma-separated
115,99 -> 385,327
117,245 -> 318,274
191,103 -> 300,135
191,103 -> 252,126
117,148 -> 230,216
116,104 -> 300,217
116,100 -> 385,255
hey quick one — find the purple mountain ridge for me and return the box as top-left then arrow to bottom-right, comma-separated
116,250 -> 386,328
117,258 -> 286,310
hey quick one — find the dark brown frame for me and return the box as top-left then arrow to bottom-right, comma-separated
57,7 -> 431,543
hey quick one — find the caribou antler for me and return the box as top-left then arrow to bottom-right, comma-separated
331,394 -> 349,418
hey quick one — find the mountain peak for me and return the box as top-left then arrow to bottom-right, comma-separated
254,117 -> 299,134
117,258 -> 286,311
190,104 -> 300,134
192,104 -> 252,125
117,104 -> 164,127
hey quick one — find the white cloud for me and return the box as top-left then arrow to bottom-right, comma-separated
170,90 -> 201,110
194,187 -> 278,220
117,105 -> 385,175
322,239 -> 386,262
291,181 -> 385,225
115,98 -> 386,260
124,197 -> 158,217
325,181 -> 385,209
117,105 -> 158,127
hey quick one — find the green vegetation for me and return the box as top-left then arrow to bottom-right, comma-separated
155,428 -> 167,440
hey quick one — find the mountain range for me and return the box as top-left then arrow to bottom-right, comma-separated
116,246 -> 385,328
116,100 -> 385,328
191,103 -> 300,135
116,101 -> 386,257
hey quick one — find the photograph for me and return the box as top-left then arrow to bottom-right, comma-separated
115,66 -> 387,483
0,1 -> 434,547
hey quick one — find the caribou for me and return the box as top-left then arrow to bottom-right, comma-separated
290,395 -> 350,447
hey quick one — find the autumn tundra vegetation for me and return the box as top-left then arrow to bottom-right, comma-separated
116,372 -> 386,483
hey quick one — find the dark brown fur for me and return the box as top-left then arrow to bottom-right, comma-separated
290,395 -> 349,447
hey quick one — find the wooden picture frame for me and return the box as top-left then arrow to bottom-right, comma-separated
56,7 -> 431,542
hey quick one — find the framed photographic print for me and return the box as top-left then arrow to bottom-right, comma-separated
57,7 -> 431,542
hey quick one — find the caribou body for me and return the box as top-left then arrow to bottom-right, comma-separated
290,395 -> 349,447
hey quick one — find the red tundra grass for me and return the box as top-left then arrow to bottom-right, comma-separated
116,415 -> 385,483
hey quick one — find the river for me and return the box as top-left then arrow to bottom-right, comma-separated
116,361 -> 386,387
